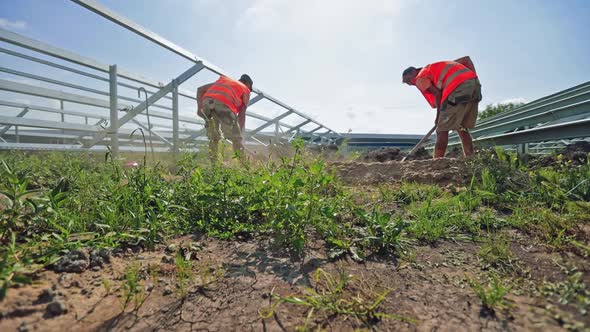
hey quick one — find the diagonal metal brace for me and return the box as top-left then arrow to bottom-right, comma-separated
131,118 -> 172,147
85,62 -> 204,147
0,107 -> 29,136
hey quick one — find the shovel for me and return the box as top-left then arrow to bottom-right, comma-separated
401,125 -> 436,162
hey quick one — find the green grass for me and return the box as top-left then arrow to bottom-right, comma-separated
468,274 -> 513,314
260,268 -> 411,328
477,235 -> 520,274
0,146 -> 589,304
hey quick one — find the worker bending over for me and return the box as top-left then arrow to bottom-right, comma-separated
197,74 -> 253,163
403,57 -> 482,158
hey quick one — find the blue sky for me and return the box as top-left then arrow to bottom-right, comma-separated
0,0 -> 589,134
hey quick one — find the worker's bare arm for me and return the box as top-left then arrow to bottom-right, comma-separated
426,85 -> 443,125
454,56 -> 476,74
238,93 -> 250,131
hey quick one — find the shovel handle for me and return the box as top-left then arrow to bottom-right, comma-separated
401,125 -> 436,162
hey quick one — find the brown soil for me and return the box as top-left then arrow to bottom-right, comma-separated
1,233 -> 588,331
361,147 -> 431,162
330,158 -> 471,186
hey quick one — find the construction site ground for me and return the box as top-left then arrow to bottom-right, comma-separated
1,148 -> 589,332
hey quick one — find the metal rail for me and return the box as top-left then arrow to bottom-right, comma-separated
0,1 -> 339,156
424,81 -> 590,154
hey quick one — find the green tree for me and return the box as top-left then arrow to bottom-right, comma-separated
479,102 -> 524,121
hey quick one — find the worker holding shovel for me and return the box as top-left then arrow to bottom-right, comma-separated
402,57 -> 482,158
197,74 -> 253,163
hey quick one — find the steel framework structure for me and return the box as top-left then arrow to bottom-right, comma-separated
426,81 -> 590,154
0,0 -> 340,157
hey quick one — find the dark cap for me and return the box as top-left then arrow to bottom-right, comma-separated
239,74 -> 253,90
402,66 -> 417,78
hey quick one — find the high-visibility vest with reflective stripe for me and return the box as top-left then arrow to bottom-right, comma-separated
416,61 -> 478,108
203,76 -> 250,115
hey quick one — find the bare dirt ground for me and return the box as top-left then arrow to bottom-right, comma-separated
1,231 -> 588,332
330,158 -> 471,186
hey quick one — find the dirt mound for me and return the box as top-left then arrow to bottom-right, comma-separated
562,141 -> 590,164
525,141 -> 590,168
361,147 -> 431,162
331,158 -> 470,185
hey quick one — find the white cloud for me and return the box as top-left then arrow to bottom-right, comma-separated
0,18 -> 27,30
499,97 -> 527,104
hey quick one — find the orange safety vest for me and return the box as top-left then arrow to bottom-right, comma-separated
203,76 -> 250,115
416,61 -> 477,108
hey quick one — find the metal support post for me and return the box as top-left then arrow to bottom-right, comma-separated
15,126 -> 19,143
60,100 -> 65,143
516,126 -> 530,154
172,79 -> 179,160
109,65 -> 119,158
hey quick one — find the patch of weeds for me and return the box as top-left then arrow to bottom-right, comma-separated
175,254 -> 193,298
378,182 -> 443,205
0,231 -> 34,301
260,268 -> 411,329
195,260 -> 224,289
477,235 -> 520,274
120,262 -> 146,312
351,208 -> 410,258
468,274 -> 513,316
507,206 -> 577,249
101,277 -> 113,295
475,207 -> 507,232
541,266 -> 590,316
407,197 -> 474,244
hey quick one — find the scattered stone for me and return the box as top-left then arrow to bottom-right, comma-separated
17,322 -> 29,332
35,288 -> 57,305
46,300 -> 67,317
163,286 -> 173,296
91,266 -> 101,272
89,248 -> 111,268
70,280 -> 81,288
52,249 -> 89,273
165,244 -> 178,254
145,283 -> 154,292
161,255 -> 174,264
81,289 -> 90,295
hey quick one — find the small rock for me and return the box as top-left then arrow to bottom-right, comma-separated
163,286 -> 173,296
52,250 -> 89,273
145,283 -> 154,292
36,288 -> 56,304
165,244 -> 178,254
17,322 -> 29,332
46,300 -> 67,317
70,280 -> 81,288
91,266 -> 101,272
261,293 -> 269,299
81,289 -> 90,295
89,248 -> 111,268
161,255 -> 174,264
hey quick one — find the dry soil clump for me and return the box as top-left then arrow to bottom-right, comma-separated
331,158 -> 470,186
